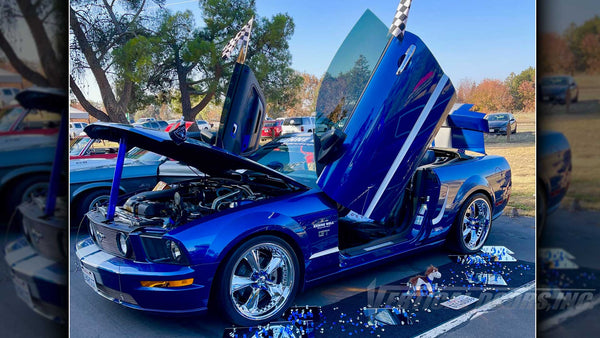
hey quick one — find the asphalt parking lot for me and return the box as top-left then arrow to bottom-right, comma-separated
69,215 -> 535,337
538,209 -> 600,337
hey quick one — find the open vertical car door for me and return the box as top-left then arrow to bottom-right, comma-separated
216,63 -> 266,155
314,10 -> 456,222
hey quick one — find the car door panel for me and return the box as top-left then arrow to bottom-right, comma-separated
217,63 -> 266,155
316,31 -> 456,221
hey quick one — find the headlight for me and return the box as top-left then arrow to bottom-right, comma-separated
117,232 -> 129,256
166,240 -> 182,262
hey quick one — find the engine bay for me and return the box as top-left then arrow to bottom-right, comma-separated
115,177 -> 281,228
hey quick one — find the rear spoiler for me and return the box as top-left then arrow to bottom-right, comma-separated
433,103 -> 488,154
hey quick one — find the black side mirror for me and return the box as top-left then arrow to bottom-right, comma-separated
266,161 -> 284,171
316,128 -> 347,164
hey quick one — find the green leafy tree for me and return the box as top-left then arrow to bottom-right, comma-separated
279,72 -> 320,119
70,0 -> 163,122
505,67 -> 535,111
565,16 -> 600,72
142,0 -> 301,125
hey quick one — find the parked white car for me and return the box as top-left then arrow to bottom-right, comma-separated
196,120 -> 211,130
69,121 -> 88,138
281,116 -> 315,134
136,117 -> 156,123
0,87 -> 19,107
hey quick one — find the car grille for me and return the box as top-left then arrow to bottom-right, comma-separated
96,284 -> 138,305
19,202 -> 67,262
88,221 -> 136,260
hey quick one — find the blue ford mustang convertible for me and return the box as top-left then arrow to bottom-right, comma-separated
76,10 -> 511,325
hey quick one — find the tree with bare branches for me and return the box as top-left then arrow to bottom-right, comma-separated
0,0 -> 67,88
69,0 -> 162,123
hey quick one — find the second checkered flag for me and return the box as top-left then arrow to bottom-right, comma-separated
221,17 -> 254,60
389,0 -> 412,39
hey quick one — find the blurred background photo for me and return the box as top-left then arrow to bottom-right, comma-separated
537,0 -> 600,336
0,0 -> 68,336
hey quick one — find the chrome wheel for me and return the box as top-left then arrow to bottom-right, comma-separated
229,242 -> 294,321
461,197 -> 491,250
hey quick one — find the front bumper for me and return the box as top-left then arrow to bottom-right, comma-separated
488,126 -> 508,134
76,237 -> 218,314
540,93 -> 566,102
4,237 -> 67,323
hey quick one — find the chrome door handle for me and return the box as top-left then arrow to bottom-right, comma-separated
397,44 -> 416,75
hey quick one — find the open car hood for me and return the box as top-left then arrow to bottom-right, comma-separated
84,123 -> 305,189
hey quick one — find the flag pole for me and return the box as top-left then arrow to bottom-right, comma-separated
236,16 -> 254,64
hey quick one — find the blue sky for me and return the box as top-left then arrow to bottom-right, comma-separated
77,0 -> 537,101
163,0 -> 535,84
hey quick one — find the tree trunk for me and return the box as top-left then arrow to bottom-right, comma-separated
70,76 -> 110,121
0,29 -> 50,87
16,0 -> 64,88
70,6 -> 129,123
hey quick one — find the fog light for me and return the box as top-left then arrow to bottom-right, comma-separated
140,278 -> 193,288
117,232 -> 128,255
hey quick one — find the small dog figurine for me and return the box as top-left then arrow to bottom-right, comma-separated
408,266 -> 441,296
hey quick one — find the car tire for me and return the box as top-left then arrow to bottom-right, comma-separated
450,193 -> 492,254
537,184 -> 547,239
74,189 -> 110,229
3,175 -> 48,223
216,235 -> 300,326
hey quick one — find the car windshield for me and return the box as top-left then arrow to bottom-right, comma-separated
70,136 -> 90,155
0,106 -> 25,131
249,135 -> 318,188
487,114 -> 509,121
542,76 -> 568,86
314,11 -> 389,137
283,118 -> 302,126
264,121 -> 279,127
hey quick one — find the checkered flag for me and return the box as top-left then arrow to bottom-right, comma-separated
221,17 -> 254,60
389,0 -> 412,39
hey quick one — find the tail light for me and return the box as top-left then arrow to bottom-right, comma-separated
301,126 -> 304,132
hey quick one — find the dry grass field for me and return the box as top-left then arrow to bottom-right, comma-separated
485,112 -> 536,216
538,74 -> 600,210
